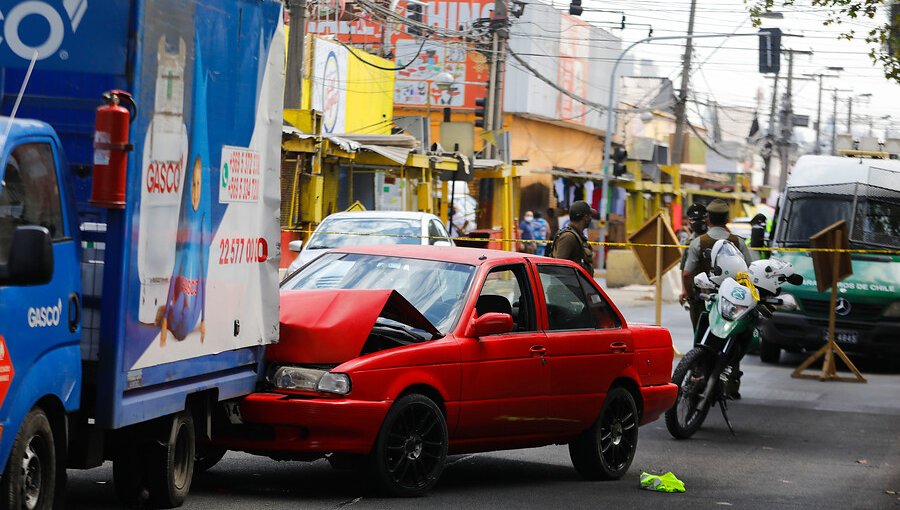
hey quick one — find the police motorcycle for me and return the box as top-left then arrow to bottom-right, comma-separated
666,240 -> 804,439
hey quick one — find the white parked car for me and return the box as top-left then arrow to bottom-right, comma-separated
286,211 -> 453,274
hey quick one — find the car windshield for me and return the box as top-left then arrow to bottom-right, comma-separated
779,188 -> 900,249
779,195 -> 854,245
282,253 -> 476,334
307,218 -> 421,249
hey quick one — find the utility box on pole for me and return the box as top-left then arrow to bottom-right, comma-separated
758,28 -> 782,74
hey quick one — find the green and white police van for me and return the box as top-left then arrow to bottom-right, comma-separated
759,154 -> 900,363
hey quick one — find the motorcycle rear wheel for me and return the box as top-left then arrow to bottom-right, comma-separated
666,347 -> 715,439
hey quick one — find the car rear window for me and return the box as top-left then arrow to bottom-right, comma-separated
306,218 -> 420,249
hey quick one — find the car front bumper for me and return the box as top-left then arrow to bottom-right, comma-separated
639,383 -> 678,425
762,312 -> 900,357
214,392 -> 392,455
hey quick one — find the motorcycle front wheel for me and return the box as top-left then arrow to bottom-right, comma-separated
666,347 -> 716,439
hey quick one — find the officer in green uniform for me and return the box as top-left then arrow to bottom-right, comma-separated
551,201 -> 596,275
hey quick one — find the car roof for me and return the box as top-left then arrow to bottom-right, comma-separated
329,244 -> 565,266
320,211 -> 437,221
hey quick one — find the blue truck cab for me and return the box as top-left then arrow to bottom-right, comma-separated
0,1 -> 285,508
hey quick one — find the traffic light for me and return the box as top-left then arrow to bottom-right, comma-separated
612,146 -> 628,177
758,27 -> 782,74
474,97 -> 487,129
569,0 -> 583,16
407,3 -> 423,36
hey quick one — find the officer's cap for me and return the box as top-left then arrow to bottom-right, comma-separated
570,200 -> 598,219
707,199 -> 729,214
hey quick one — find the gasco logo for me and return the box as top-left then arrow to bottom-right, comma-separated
0,1 -> 86,61
27,299 -> 62,328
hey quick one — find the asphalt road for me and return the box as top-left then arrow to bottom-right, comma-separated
63,282 -> 900,509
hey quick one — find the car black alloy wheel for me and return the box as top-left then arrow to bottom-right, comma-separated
599,389 -> 638,474
370,394 -> 448,497
569,387 -> 638,481
666,347 -> 714,439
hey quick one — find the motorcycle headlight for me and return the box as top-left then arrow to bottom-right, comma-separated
269,366 -> 351,395
719,298 -> 750,321
775,293 -> 799,311
884,301 -> 900,318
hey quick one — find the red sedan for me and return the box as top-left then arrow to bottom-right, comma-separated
213,245 -> 677,496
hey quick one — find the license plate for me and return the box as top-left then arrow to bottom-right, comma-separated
821,328 -> 859,344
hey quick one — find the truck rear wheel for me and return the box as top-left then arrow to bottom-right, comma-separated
149,412 -> 196,508
1,408 -> 56,510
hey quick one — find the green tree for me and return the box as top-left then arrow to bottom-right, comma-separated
748,0 -> 900,82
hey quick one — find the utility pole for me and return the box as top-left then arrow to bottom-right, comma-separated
806,68 -> 842,154
847,96 -> 853,136
671,0 -> 698,166
777,50 -> 795,192
284,0 -> 308,109
831,89 -> 839,155
490,0 -> 509,161
763,72 -> 779,187
814,74 -> 823,154
776,49 -> 812,191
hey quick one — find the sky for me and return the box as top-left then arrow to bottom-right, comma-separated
567,0 -> 900,141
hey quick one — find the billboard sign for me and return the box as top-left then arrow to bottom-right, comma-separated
0,0 -> 129,74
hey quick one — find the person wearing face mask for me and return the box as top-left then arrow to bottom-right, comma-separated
518,211 -> 536,254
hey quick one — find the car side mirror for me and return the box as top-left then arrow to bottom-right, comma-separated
0,226 -> 54,286
433,240 -> 452,247
473,313 -> 514,337
289,240 -> 303,253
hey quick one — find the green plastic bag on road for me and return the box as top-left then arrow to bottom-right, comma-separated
640,471 -> 685,493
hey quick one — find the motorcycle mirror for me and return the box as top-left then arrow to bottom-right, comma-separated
787,273 -> 804,286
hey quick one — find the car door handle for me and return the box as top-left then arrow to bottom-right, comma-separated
610,341 -> 628,353
529,345 -> 547,356
68,292 -> 81,333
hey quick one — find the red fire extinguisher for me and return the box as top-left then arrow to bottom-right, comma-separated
90,89 -> 137,209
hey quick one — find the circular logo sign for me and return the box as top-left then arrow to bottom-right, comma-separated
322,51 -> 340,133
835,297 -> 852,316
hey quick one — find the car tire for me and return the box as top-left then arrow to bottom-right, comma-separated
368,394 -> 448,497
149,412 -> 195,508
569,387 -> 639,481
1,408 -> 56,510
195,444 -> 227,473
759,339 -> 781,364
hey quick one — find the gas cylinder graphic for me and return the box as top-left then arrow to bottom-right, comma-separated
137,36 -> 189,324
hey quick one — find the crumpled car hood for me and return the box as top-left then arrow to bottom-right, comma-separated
269,289 -> 441,364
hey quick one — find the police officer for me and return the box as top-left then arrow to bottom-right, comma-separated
678,203 -> 709,331
680,198 -> 755,398
551,200 -> 596,275
681,199 -> 755,309
749,212 -> 768,258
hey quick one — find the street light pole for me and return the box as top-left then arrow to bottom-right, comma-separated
597,31 -> 776,270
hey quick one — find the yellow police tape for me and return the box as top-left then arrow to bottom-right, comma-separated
289,230 -> 900,256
